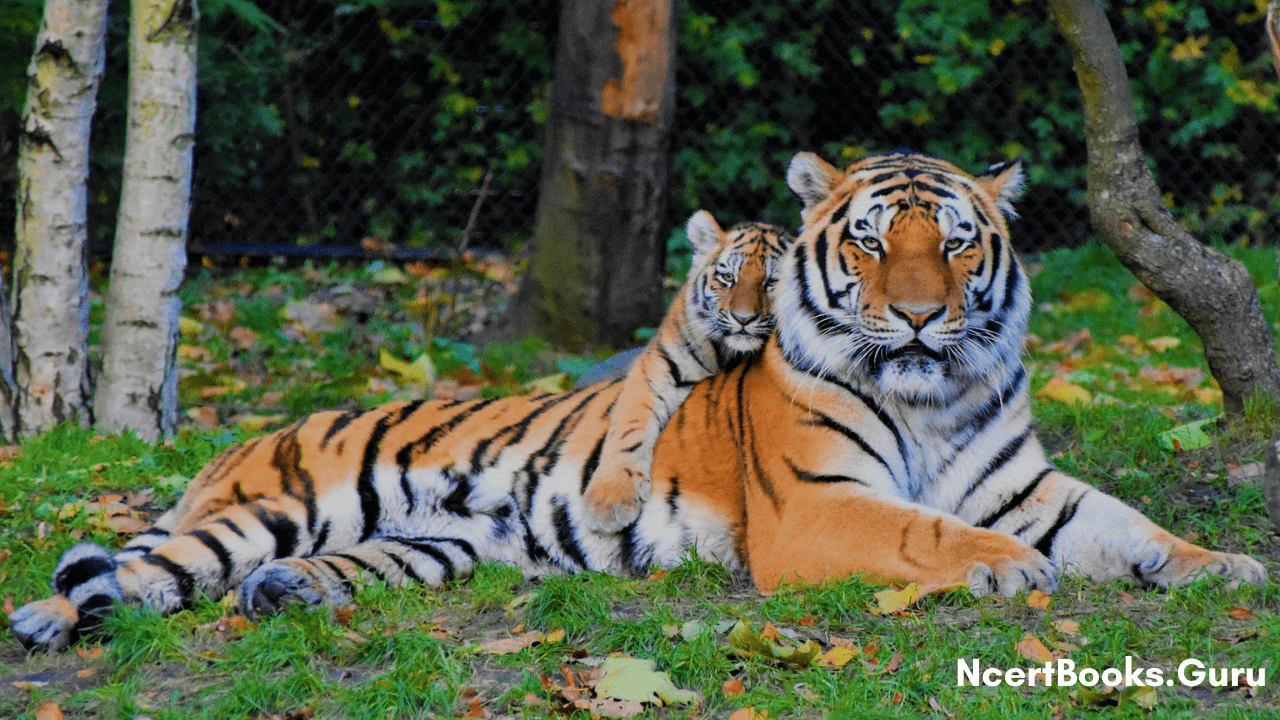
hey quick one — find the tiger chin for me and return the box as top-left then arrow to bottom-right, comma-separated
10,150 -> 1267,654
580,211 -> 793,532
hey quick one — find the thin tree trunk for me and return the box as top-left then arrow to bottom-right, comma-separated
95,0 -> 197,441
12,0 -> 110,436
496,0 -> 676,349
1048,0 -> 1280,415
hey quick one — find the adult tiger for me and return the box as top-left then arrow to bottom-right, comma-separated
10,150 -> 1265,652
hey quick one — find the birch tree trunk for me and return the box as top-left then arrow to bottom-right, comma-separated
12,0 -> 110,437
1048,0 -> 1280,415
94,0 -> 198,441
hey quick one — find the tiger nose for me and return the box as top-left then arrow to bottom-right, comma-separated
731,310 -> 758,325
888,304 -> 945,331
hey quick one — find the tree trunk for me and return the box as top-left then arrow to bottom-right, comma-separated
95,0 -> 197,441
1048,0 -> 1280,415
12,0 -> 110,437
498,0 -> 676,349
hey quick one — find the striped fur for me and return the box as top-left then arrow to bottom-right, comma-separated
581,212 -> 792,531
10,150 -> 1265,652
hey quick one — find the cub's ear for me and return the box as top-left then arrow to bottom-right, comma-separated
975,158 -> 1025,220
786,152 -> 841,213
685,210 -> 724,258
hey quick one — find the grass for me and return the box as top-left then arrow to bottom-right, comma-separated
1,244 -> 1279,718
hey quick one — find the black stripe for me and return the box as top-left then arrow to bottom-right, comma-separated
272,428 -> 318,535
53,555 -> 116,596
141,554 -> 196,600
383,551 -> 422,583
214,517 -> 247,539
914,181 -> 956,199
190,529 -> 234,584
521,389 -> 606,514
793,244 -> 847,337
1000,259 -> 1022,312
659,345 -> 694,387
422,536 -> 478,561
814,235 -> 846,309
870,182 -> 910,197
356,404 -> 422,542
251,505 -> 300,558
312,519 -> 331,553
521,515 -> 550,564
956,429 -> 1032,509
318,558 -> 357,595
804,412 -> 892,476
442,471 -> 473,517
618,519 -> 641,575
551,497 -> 590,570
665,475 -> 681,517
974,467 -> 1053,529
470,392 -> 576,471
1033,493 -> 1085,558
828,201 -> 849,227
784,456 -> 866,485
579,431 -> 608,494
334,552 -> 387,581
320,411 -> 358,449
395,397 -> 501,514
389,537 -> 458,580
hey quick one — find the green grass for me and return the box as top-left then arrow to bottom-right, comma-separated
1,245 -> 1279,718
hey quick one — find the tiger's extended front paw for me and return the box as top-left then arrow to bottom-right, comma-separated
240,559 -> 340,616
1135,542 -> 1267,589
581,457 -> 652,533
966,549 -> 1060,598
9,596 -> 79,653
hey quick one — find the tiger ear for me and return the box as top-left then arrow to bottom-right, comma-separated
975,158 -> 1025,220
686,210 -> 724,258
787,152 -> 841,213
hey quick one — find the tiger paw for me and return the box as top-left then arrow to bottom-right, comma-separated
240,559 -> 338,616
1135,542 -> 1267,589
9,595 -> 79,653
965,549 -> 1060,598
581,456 -> 652,533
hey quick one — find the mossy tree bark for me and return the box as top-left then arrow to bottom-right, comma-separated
95,0 -> 197,441
1048,0 -> 1280,415
499,0 -> 677,350
12,0 -> 110,438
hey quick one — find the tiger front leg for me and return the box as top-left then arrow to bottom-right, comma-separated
581,444 -> 655,534
239,536 -> 477,615
985,470 -> 1267,589
745,484 -> 1060,597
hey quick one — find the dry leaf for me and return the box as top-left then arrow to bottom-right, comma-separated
820,646 -> 857,667
545,628 -> 566,644
460,697 -> 489,719
1015,632 -> 1055,664
3,595 -> 14,616
1035,376 -> 1093,405
188,406 -> 219,429
76,668 -> 95,678
229,326 -> 258,349
1224,607 -> 1255,621
1052,619 -> 1080,635
75,645 -> 103,661
105,514 -> 151,535
588,698 -> 646,718
477,631 -> 541,654
334,605 -> 355,626
722,678 -> 745,696
727,709 -> 768,720
880,649 -> 903,675
35,701 -> 64,720
1026,589 -> 1052,609
1116,590 -> 1136,604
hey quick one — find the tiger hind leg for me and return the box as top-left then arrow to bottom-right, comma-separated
239,536 -> 479,616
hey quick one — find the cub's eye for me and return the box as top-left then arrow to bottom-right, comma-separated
716,272 -> 736,287
943,237 -> 968,252
858,237 -> 883,254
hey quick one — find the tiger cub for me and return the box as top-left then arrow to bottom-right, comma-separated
580,212 -> 792,531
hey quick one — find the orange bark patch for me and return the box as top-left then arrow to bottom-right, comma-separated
599,0 -> 671,123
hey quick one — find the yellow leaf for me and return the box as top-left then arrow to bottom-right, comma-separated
379,349 -> 436,386
1052,619 -> 1080,635
1145,336 -> 1181,353
1063,287 -> 1113,312
545,628 -> 566,644
524,373 -> 573,395
179,316 -> 205,338
820,646 -> 856,667
1026,589 -> 1052,610
1121,684 -> 1159,709
1015,632 -> 1055,664
1035,377 -> 1093,405
872,583 -> 924,614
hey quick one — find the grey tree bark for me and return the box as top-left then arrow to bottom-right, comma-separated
12,0 -> 110,437
1048,0 -> 1280,415
95,0 -> 198,441
496,0 -> 677,349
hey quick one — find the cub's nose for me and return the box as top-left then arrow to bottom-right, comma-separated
888,304 -> 945,331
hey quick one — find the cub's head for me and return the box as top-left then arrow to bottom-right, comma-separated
775,150 -> 1029,402
685,211 -> 794,355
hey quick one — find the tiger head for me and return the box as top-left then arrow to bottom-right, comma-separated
775,149 -> 1029,403
684,211 -> 794,355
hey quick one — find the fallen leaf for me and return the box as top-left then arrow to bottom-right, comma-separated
1052,619 -> 1080,635
722,678 -> 745,696
727,709 -> 768,720
35,701 -> 64,720
1063,288 -> 1113,313
728,620 -> 822,667
680,618 -> 705,640
594,657 -> 697,706
1015,632 -> 1055,664
588,698 -> 646,718
75,645 -> 103,660
76,668 -> 95,678
545,628 -> 566,644
284,300 -> 339,333
1145,336 -> 1180,353
3,595 -> 14,615
105,514 -> 151,535
460,697 -> 489,719
1026,589 -> 1052,609
1158,418 -> 1218,452
1035,376 -> 1093,406
820,646 -> 857,667
1224,607 -> 1255,621
1139,364 -> 1204,390
477,631 -> 541,655
380,349 -> 436,386
229,326 -> 258,349
334,605 -> 355,626
880,649 -> 903,675
188,406 -> 219,429
1116,589 -> 1136,604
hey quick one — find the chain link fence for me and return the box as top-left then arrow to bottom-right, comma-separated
2,0 -> 1278,259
